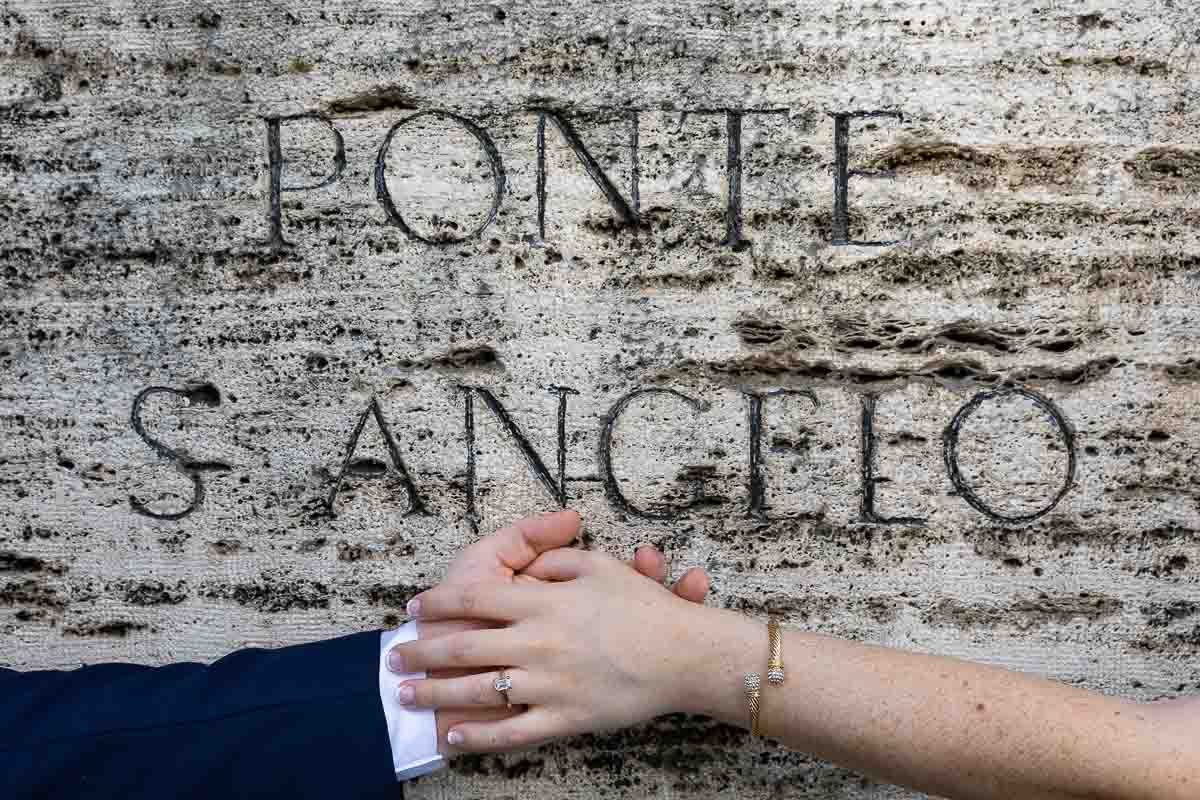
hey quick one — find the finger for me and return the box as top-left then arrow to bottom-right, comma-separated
671,567 -> 710,605
450,510 -> 582,583
435,706 -> 514,755
410,581 -> 546,622
414,619 -> 499,639
633,545 -> 668,582
388,628 -> 526,673
396,668 -> 538,709
446,708 -> 563,753
520,548 -> 604,582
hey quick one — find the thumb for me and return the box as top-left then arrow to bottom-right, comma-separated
447,509 -> 582,582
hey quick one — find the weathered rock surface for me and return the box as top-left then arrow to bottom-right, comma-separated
2,1 -> 1199,796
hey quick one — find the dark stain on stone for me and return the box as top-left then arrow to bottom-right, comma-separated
325,86 -> 419,114
864,141 -> 1092,188
63,620 -> 148,637
396,345 -> 499,370
826,316 -> 1098,357
201,576 -> 330,612
346,458 -> 389,477
1165,626 -> 1200,648
923,592 -> 1122,629
116,579 -> 188,606
617,267 -> 733,290
1136,553 -> 1191,579
1057,53 -> 1167,75
0,551 -> 65,575
363,583 -> 429,608
569,713 -> 750,777
185,382 -> 221,407
0,579 -> 65,609
867,139 -> 998,187
1141,600 -> 1199,628
726,591 -> 900,624
209,539 -> 244,555
336,541 -> 369,561
1076,12 -> 1114,32
451,755 -> 546,780
1134,625 -> 1200,652
658,351 -> 1123,390
733,318 -> 789,345
1124,146 -> 1200,185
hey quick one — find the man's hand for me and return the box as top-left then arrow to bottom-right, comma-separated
437,509 -> 709,602
394,510 -> 709,752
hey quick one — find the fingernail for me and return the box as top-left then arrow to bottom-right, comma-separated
447,730 -> 464,745
395,684 -> 415,705
386,649 -> 406,673
406,596 -> 422,617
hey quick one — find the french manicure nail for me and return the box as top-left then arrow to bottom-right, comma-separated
386,649 -> 405,673
447,730 -> 464,745
395,684 -> 415,705
406,597 -> 421,617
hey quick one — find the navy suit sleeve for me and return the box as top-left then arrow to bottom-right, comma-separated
0,630 -> 402,800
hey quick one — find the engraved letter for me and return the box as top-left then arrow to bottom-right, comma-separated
375,110 -> 507,245
860,394 -> 926,525
832,110 -> 904,247
599,388 -> 709,520
327,397 -> 429,517
261,113 -> 346,252
461,386 -> 577,533
723,110 -> 746,249
687,109 -> 785,249
129,384 -> 230,520
943,388 -> 1076,523
535,110 -> 639,240
744,389 -> 819,520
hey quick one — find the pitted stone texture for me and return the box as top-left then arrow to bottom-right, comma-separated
2,1 -> 1199,797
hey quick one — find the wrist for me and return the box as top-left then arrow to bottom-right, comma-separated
668,603 -> 763,724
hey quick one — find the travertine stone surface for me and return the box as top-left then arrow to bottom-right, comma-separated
2,2 -> 1199,797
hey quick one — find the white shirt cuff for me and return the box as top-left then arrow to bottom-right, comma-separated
379,623 -> 445,781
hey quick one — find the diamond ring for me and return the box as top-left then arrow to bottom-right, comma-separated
493,670 -> 513,707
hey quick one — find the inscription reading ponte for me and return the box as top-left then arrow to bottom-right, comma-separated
258,106 -> 906,252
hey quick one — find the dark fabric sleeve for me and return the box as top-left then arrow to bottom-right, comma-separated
0,630 -> 403,800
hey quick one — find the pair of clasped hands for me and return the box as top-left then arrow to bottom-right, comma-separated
385,509 -> 712,753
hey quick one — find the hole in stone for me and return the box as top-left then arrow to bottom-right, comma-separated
347,458 -> 389,477
186,383 -> 221,407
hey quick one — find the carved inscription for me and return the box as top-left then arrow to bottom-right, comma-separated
259,106 -> 905,251
127,383 -> 1078,527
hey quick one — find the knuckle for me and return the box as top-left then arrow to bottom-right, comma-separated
447,635 -> 473,663
473,677 -> 493,705
528,635 -> 558,662
459,585 -> 479,613
501,728 -> 527,749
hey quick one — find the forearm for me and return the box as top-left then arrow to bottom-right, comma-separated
1,633 -> 397,799
679,606 -> 1196,800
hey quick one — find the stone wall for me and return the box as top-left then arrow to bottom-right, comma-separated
2,1 -> 1199,797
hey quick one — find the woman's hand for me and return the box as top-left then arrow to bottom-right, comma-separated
398,509 -> 710,754
389,547 -> 709,753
